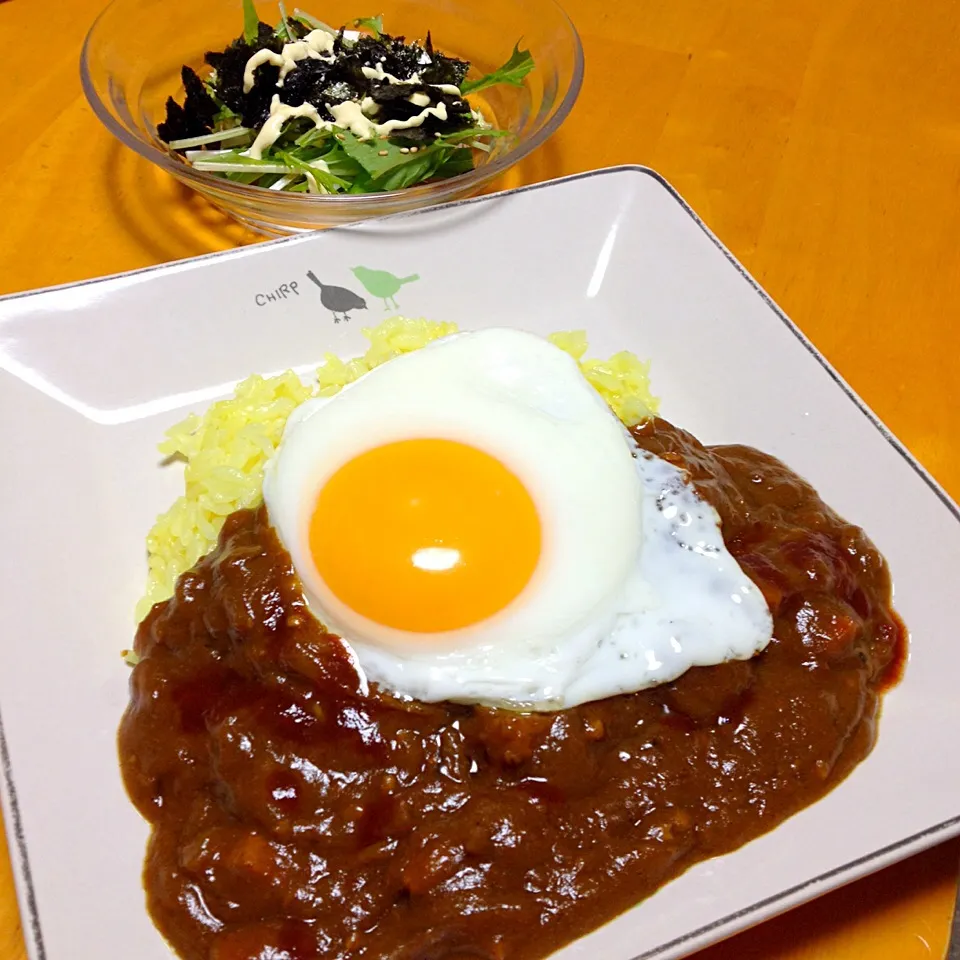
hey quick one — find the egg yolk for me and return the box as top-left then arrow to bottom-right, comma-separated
309,438 -> 542,633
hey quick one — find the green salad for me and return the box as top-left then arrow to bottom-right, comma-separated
157,1 -> 534,194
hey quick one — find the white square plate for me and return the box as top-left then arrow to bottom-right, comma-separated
1,167 -> 959,960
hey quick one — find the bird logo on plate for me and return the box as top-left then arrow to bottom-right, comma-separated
305,271 -> 368,323
306,266 -> 420,322
351,266 -> 420,310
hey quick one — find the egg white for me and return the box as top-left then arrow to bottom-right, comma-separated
263,328 -> 773,710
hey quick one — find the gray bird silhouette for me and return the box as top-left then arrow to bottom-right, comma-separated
306,270 -> 367,323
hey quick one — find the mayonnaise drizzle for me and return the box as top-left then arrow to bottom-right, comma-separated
361,63 -> 417,84
245,94 -> 450,157
242,29 -> 336,93
360,63 -> 461,97
327,100 -> 377,139
246,96 -> 333,158
378,101 -> 448,135
329,99 -> 449,139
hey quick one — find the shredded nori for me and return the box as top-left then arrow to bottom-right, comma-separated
203,24 -> 285,129
159,18 -> 473,146
150,9 -> 532,195
156,66 -> 218,142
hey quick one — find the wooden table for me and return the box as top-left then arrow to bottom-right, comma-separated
2,0 -> 959,956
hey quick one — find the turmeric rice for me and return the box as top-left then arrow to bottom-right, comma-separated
136,319 -> 658,620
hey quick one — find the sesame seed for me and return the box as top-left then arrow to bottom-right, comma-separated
378,149 -> 389,156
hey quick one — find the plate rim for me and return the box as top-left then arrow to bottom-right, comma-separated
636,815 -> 960,958
0,708 -> 46,960
2,164 -> 959,960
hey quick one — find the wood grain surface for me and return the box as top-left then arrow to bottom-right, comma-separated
1,0 -> 958,957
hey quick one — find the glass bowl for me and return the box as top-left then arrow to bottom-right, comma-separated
81,0 -> 583,235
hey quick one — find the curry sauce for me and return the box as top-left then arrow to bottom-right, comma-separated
119,419 -> 905,960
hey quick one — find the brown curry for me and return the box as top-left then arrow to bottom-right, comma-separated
119,418 -> 905,960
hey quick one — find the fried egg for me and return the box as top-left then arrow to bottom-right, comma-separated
263,329 -> 772,709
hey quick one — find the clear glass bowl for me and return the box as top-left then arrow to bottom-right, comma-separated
81,0 -> 583,235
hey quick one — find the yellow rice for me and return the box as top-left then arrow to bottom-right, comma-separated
136,319 -> 658,621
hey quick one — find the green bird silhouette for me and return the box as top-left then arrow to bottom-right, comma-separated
351,266 -> 420,310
